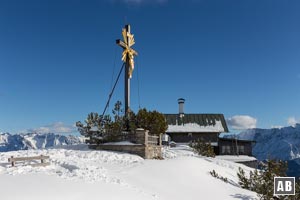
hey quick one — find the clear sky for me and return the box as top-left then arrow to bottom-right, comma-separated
0,0 -> 300,134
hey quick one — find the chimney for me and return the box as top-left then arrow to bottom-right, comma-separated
178,98 -> 185,115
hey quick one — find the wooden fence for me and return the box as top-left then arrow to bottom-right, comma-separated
105,131 -> 136,142
147,135 -> 160,145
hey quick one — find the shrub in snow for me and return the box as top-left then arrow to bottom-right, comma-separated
76,112 -> 111,144
210,170 -> 228,183
189,139 -> 215,157
237,159 -> 300,200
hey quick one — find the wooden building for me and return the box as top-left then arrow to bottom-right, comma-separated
164,113 -> 229,143
163,99 -> 255,158
217,137 -> 254,156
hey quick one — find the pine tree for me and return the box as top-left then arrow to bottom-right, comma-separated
112,100 -> 123,122
189,139 -> 215,157
136,108 -> 168,135
236,159 -> 299,200
75,112 -> 112,144
237,167 -> 250,190
76,103 -> 168,143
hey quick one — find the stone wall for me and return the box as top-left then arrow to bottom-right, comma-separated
89,144 -> 162,159
145,145 -> 162,159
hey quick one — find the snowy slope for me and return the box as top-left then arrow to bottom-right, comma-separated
0,133 -> 83,152
0,145 -> 258,200
235,124 -> 300,161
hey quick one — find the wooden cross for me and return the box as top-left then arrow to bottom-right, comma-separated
116,25 -> 138,122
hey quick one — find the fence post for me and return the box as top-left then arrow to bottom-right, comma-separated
159,133 -> 162,146
41,155 -> 44,164
145,130 -> 149,145
8,156 -> 15,167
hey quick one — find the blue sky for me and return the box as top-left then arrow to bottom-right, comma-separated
0,0 -> 299,134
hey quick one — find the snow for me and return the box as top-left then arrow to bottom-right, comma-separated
167,120 -> 225,133
0,144 -> 258,200
216,155 -> 257,162
0,174 -> 154,200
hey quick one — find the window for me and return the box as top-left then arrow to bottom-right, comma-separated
238,145 -> 245,154
222,146 -> 231,154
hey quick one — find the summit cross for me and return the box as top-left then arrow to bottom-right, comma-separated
116,25 -> 138,121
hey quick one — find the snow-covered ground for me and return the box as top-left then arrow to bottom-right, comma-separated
0,145 -> 257,200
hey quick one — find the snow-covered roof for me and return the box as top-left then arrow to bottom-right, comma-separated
216,155 -> 257,162
167,121 -> 225,133
164,113 -> 229,133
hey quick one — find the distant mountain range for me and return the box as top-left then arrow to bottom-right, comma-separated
232,124 -> 300,177
0,132 -> 83,152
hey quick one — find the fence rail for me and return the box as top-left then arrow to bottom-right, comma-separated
148,135 -> 159,145
106,131 -> 136,142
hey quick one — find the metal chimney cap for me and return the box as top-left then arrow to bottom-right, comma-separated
178,98 -> 185,104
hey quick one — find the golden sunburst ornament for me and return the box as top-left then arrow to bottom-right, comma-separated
116,25 -> 138,79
